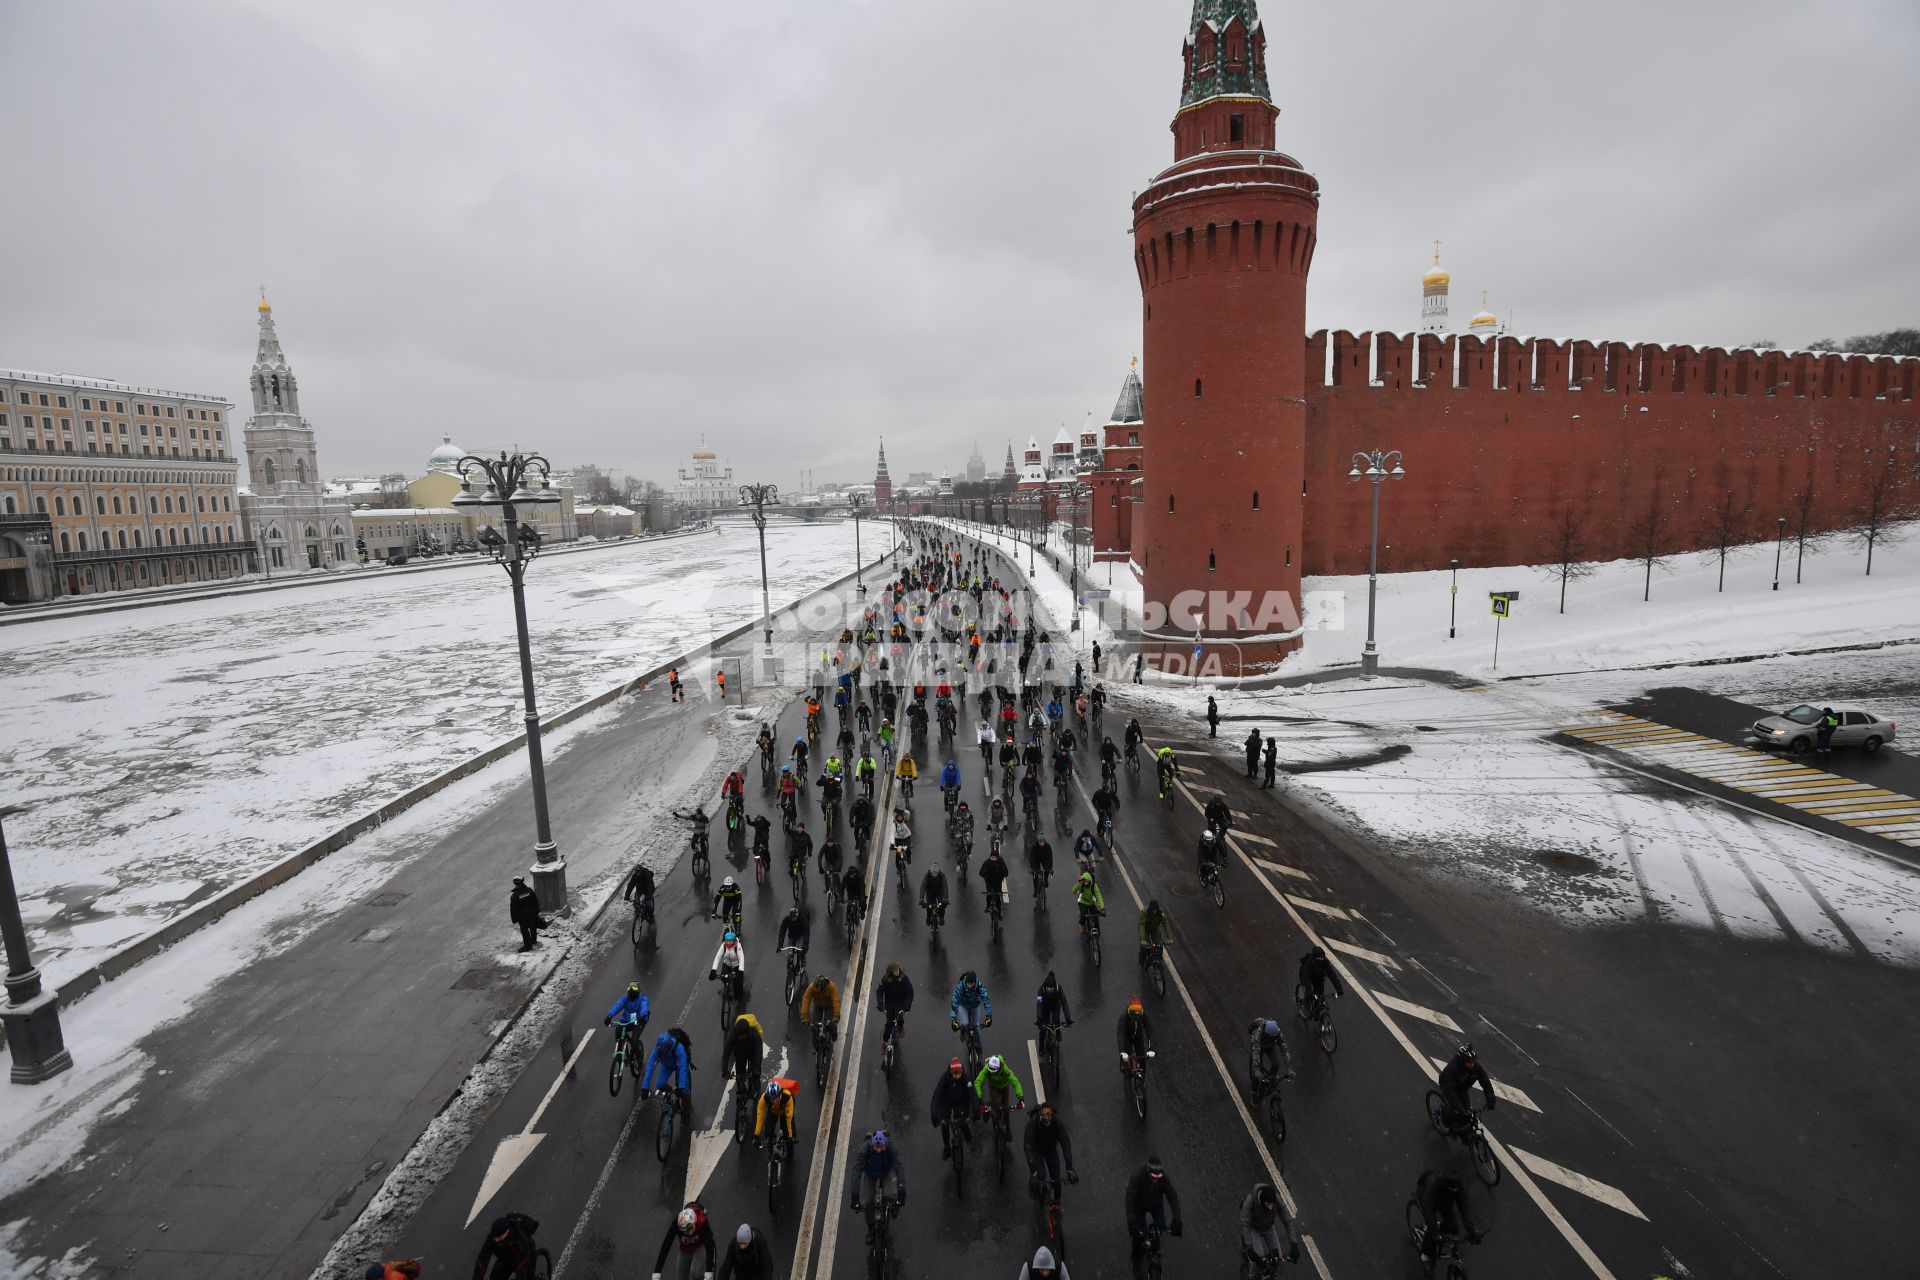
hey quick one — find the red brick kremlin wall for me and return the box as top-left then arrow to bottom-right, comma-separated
1301,330 -> 1920,575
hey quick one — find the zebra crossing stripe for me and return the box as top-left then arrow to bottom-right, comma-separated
1372,990 -> 1462,1032
1511,1148 -> 1649,1221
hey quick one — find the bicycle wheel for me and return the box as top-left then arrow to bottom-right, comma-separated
630,905 -> 644,946
996,1119 -> 1009,1181
1131,1065 -> 1148,1119
952,1123 -> 967,1180
1150,956 -> 1167,998
655,1099 -> 675,1163
1405,1198 -> 1426,1250
1471,1130 -> 1501,1187
815,1036 -> 830,1088
1091,929 -> 1102,968
1317,1012 -> 1338,1055
531,1248 -> 553,1279
990,904 -> 1002,941
1425,1089 -> 1449,1135
734,1091 -> 751,1145
608,1047 -> 624,1098
785,963 -> 802,1009
1210,876 -> 1225,909
756,856 -> 767,886
768,1148 -> 784,1217
1267,1089 -> 1286,1144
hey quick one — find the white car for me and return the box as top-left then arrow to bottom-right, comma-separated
1748,704 -> 1896,755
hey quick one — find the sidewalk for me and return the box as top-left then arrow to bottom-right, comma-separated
0,565 -> 884,1279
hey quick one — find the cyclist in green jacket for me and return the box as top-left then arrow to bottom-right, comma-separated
1072,870 -> 1106,936
972,1053 -> 1027,1117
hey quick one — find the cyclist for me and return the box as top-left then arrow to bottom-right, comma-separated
938,757 -> 963,806
756,722 -> 774,764
1051,739 -> 1073,787
1019,1245 -> 1068,1280
985,793 -> 1011,843
1247,1019 -> 1293,1093
1072,869 -> 1106,937
891,808 -> 914,858
720,1012 -> 765,1096
1091,780 -> 1119,839
949,799 -> 975,850
919,865 -> 950,928
709,928 -> 748,989
1057,721 -> 1077,761
817,768 -> 843,817
604,981 -> 652,1037
720,766 -> 746,811
1197,827 -> 1222,881
1034,971 -> 1072,1035
949,970 -> 992,1036
623,862 -> 657,919
800,974 -> 842,1044
1090,684 -> 1107,717
787,821 -> 814,875
1204,794 -> 1233,839
777,765 -> 799,820
1240,1183 -> 1302,1269
977,718 -> 997,767
1437,1044 -> 1496,1131
717,1223 -> 776,1280
854,749 -> 878,797
776,906 -> 810,968
1045,693 -> 1064,735
1072,828 -> 1101,874
1097,734 -> 1121,780
979,847 -> 1010,904
673,806 -> 712,857
1023,1103 -> 1078,1197
876,962 -> 914,1035
840,863 -> 867,921
849,1130 -> 906,1238
711,873 -> 743,921
1298,945 -> 1344,1017
857,700 -> 873,734
877,717 -> 897,763
1124,1157 -> 1184,1258
1029,834 -> 1054,889
973,1053 -> 1027,1118
1414,1170 -> 1483,1270
1018,768 -> 1043,817
791,735 -> 810,775
1155,746 -> 1180,794
640,1029 -> 693,1105
849,792 -> 875,848
1021,735 -> 1045,774
650,1202 -> 717,1280
1137,899 -> 1172,971
754,1075 -> 801,1146
1117,996 -> 1154,1073
471,1213 -> 540,1280
929,1057 -> 973,1160
894,752 -> 919,797
364,1262 -> 421,1280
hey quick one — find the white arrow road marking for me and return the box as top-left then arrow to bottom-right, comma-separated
687,1045 -> 790,1206
1511,1147 -> 1649,1220
1249,855 -> 1312,882
1324,936 -> 1401,971
1424,1058 -> 1540,1112
466,1027 -> 597,1227
1235,831 -> 1279,848
1285,893 -> 1351,920
1372,990 -> 1462,1032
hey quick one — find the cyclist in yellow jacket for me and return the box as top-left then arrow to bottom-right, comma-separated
755,1076 -> 801,1143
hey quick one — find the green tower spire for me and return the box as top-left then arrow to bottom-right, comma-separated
1182,0 -> 1271,108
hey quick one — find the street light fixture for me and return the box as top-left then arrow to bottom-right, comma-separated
1449,557 -> 1459,639
0,805 -> 73,1084
1772,515 -> 1787,590
850,493 -> 868,595
1347,448 -> 1406,676
738,483 -> 780,652
453,451 -> 569,915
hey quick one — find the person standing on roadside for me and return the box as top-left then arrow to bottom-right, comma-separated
1244,728 -> 1262,779
668,667 -> 683,703
1206,695 -> 1220,738
1817,706 -> 1838,760
509,876 -> 543,952
1261,737 -> 1278,788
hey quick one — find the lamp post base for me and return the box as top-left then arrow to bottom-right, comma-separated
1360,646 -> 1380,677
3,989 -> 74,1084
528,849 -> 569,917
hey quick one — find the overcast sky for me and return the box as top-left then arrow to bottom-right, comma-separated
4,1 -> 1915,491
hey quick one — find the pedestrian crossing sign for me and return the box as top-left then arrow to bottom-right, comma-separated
1491,597 -> 1510,617
1488,590 -> 1518,618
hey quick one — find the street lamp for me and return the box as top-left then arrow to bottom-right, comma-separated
0,806 -> 73,1083
738,483 -> 780,649
1449,557 -> 1459,639
850,493 -> 868,594
1347,448 -> 1406,676
453,451 -> 569,914
1772,515 -> 1786,590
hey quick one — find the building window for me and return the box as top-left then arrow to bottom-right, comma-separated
1229,113 -> 1244,143
1208,550 -> 1216,572
1128,431 -> 1139,445
1285,546 -> 1292,566
78,531 -> 88,550
1252,490 -> 1260,511
1194,379 -> 1203,398
53,495 -> 65,515
96,495 -> 106,514
59,531 -> 70,551
1168,494 -> 1175,514
56,395 -> 68,408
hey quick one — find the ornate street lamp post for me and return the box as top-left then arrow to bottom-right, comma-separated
1347,448 -> 1406,676
850,493 -> 868,595
453,450 -> 569,914
739,483 -> 779,650
1772,515 -> 1786,590
0,806 -> 73,1084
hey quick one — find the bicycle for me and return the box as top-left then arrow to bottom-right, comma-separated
807,711 -> 820,738
922,898 -> 946,937
1294,984 -> 1338,1055
607,1018 -> 643,1097
783,946 -> 807,1008
788,852 -> 808,901
766,1130 -> 794,1218
956,1019 -> 985,1076
1032,862 -> 1050,911
629,896 -> 655,947
1001,760 -> 1016,795
985,1099 -> 1018,1182
1132,1222 -> 1171,1280
779,791 -> 797,833
1081,907 -> 1103,968
732,1062 -> 758,1146
844,883 -> 866,939
1123,1050 -> 1151,1118
863,1194 -> 899,1280
821,795 -> 839,830
1126,747 -> 1141,778
1405,1203 -> 1473,1280
718,967 -> 743,1029
811,1014 -> 836,1087
1101,760 -> 1118,791
654,1087 -> 683,1163
985,886 -> 1004,941
713,902 -> 743,935
1158,774 -> 1176,810
690,834 -> 710,880
893,839 -> 912,891
754,844 -> 770,887
1252,1064 -> 1288,1144
726,794 -> 744,834
1425,1094 -> 1501,1187
941,1110 -> 971,1183
1200,860 -> 1225,909
1097,809 -> 1117,854
1142,942 -> 1168,998
880,1009 -> 906,1075
823,866 -> 843,915
1036,1019 -> 1065,1081
1032,1169 -> 1068,1262
1241,1247 -> 1287,1280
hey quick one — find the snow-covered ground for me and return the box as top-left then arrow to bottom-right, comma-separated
0,520 -> 863,984
919,517 -> 1920,965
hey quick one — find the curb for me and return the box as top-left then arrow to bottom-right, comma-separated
9,545 -> 893,1035
0,524 -> 716,627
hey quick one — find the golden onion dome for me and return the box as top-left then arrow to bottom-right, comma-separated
691,447 -> 717,460
1423,265 -> 1450,287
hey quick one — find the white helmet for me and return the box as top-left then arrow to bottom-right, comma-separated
722,875 -> 736,888
986,1054 -> 1002,1071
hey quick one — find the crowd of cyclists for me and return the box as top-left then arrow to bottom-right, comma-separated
420,523 -> 1498,1280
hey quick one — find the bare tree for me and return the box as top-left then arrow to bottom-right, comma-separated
1537,504 -> 1598,613
1786,479 -> 1828,585
1700,491 -> 1753,591
1623,488 -> 1676,602
1841,445 -> 1918,575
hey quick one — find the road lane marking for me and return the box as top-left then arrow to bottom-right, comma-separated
1027,1038 -> 1046,1106
1797,797 -> 1909,815
1186,782 -> 1226,794
1228,842 -> 1626,1280
465,1027 -> 599,1227
1249,855 -> 1312,882
550,1077 -> 650,1279
1425,1057 -> 1541,1112
1372,990 -> 1463,1031
1236,831 -> 1279,848
1511,1147 -> 1649,1220
1842,810 -> 1920,826
1324,936 -> 1401,971
1286,893 -> 1351,920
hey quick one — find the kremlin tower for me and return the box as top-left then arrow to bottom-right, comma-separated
1421,243 -> 1450,334
873,440 -> 893,507
1132,0 -> 1319,672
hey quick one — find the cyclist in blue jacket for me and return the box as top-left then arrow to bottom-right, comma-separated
949,970 -> 993,1032
604,982 -> 651,1029
641,1029 -> 692,1102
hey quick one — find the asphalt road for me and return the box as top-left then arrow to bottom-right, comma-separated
385,650 -> 1920,1280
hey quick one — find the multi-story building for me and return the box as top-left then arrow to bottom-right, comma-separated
0,368 -> 249,600
675,442 -> 734,509
408,435 -> 577,545
238,293 -> 354,571
349,507 -> 468,562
